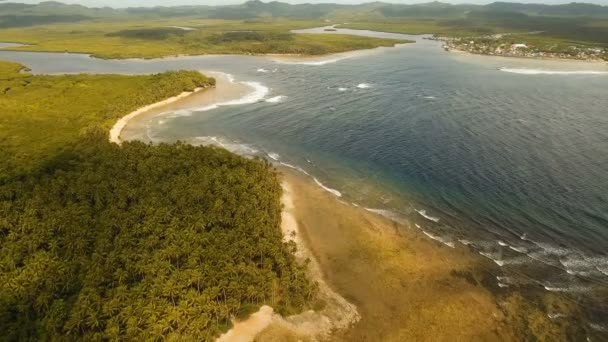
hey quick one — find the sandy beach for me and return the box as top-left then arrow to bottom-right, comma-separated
242,167 -> 583,341
109,72 -> 253,144
104,69 -> 588,342
269,43 -> 412,65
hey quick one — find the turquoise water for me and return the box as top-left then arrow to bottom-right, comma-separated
2,29 -> 608,333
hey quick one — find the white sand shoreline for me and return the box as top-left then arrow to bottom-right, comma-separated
109,87 -> 205,144
108,71 -> 261,145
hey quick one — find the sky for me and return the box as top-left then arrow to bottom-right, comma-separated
7,0 -> 608,7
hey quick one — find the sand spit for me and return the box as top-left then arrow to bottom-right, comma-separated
269,43 -> 411,66
109,87 -> 205,144
109,72 -> 253,144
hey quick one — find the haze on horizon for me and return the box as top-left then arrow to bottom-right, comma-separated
7,0 -> 608,8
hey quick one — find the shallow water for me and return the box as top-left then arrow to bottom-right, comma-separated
1,28 -> 607,331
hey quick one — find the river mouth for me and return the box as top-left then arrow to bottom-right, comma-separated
1,26 -> 607,337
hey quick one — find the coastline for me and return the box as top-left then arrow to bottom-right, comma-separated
109,72 -> 253,144
224,167 -> 586,341
270,42 -> 412,65
446,47 -> 608,65
109,88 -> 205,144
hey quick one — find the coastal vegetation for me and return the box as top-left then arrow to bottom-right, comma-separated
1,1 -> 607,60
0,18 -> 405,59
0,61 -> 315,340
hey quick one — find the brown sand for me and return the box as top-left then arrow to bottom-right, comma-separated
259,168 -> 584,342
279,169 -> 510,341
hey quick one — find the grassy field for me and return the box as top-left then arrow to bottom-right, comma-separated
0,18 -> 407,59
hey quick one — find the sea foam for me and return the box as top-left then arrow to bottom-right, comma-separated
265,95 -> 287,103
313,178 -> 342,197
415,209 -> 440,222
423,231 -> 456,248
499,67 -> 608,75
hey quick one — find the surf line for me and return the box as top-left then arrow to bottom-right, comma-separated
109,72 -> 270,144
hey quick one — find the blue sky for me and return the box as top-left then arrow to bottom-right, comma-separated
8,0 -> 608,7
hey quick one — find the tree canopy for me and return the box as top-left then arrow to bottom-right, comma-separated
0,61 -> 315,340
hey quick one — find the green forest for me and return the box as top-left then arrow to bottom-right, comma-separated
0,62 -> 315,340
1,1 -> 606,59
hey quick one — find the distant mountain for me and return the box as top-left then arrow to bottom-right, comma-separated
1,0 -> 608,28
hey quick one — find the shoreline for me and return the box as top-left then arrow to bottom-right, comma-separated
270,42 -> 412,65
109,72 -> 254,144
216,176 -> 360,342
217,166 -> 593,341
109,87 -> 205,144
446,47 -> 608,65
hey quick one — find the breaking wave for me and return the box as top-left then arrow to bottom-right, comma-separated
415,209 -> 440,222
499,67 -> 608,75
313,178 -> 342,197
265,95 -> 287,103
423,231 -> 456,248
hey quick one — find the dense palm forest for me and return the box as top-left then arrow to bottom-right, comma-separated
0,60 -> 214,178
0,62 -> 315,340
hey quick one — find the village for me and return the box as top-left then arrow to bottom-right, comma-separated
440,36 -> 607,61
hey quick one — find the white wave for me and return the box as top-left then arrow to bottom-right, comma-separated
351,202 -> 360,208
265,95 -> 287,103
274,57 -> 343,66
218,81 -> 269,106
498,283 -> 509,288
458,239 -> 472,246
313,178 -> 342,197
267,152 -> 280,161
364,207 -> 401,221
498,241 -> 509,247
167,26 -> 197,31
296,59 -> 342,66
415,209 -> 440,222
548,313 -> 566,320
414,223 -> 422,229
543,285 -> 591,293
509,245 -> 528,253
185,74 -> 270,112
257,68 -> 269,73
423,231 -> 456,248
161,108 -> 194,118
499,67 -> 608,75
423,96 -> 436,99
356,83 -> 371,89
496,276 -> 513,283
190,104 -> 219,113
278,162 -> 310,176
559,254 -> 608,277
337,87 -> 348,91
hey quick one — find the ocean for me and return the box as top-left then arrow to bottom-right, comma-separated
2,28 -> 607,333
